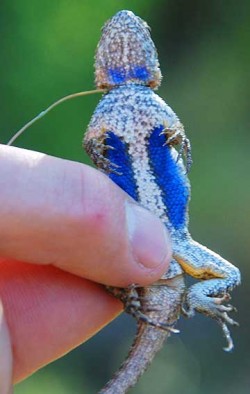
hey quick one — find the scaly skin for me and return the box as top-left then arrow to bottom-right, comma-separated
83,10 -> 241,393
99,271 -> 185,394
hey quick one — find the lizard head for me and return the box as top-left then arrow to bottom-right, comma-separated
95,10 -> 162,89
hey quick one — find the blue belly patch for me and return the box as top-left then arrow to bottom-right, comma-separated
105,131 -> 138,200
148,126 -> 190,230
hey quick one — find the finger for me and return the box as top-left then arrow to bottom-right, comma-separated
0,258 -> 122,383
0,145 -> 171,287
0,299 -> 12,393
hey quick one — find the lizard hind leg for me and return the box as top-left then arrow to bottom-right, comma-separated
106,284 -> 179,334
173,237 -> 241,351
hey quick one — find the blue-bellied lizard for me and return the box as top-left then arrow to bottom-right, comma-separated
83,10 -> 241,394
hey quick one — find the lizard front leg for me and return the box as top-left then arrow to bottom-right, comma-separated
161,120 -> 192,172
84,134 -> 121,175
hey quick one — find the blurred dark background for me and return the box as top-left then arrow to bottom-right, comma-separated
1,0 -> 249,393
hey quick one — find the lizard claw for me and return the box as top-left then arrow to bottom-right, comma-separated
219,321 -> 235,352
161,123 -> 192,172
84,137 -> 122,175
184,290 -> 239,351
128,307 -> 180,333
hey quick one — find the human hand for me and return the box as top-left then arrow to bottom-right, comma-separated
0,144 -> 171,393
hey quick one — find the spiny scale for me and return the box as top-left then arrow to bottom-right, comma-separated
83,10 -> 241,393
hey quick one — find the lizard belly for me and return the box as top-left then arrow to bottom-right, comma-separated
106,125 -> 190,232
86,85 -> 190,232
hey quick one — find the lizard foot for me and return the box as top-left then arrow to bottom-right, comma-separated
84,137 -> 122,175
126,304 -> 179,333
107,284 -> 179,333
161,122 -> 192,172
182,292 -> 238,351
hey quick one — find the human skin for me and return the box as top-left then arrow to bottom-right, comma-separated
0,144 -> 171,393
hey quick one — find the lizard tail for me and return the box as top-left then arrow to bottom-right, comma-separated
98,325 -> 168,394
98,275 -> 184,394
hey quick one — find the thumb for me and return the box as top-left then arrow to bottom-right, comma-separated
0,145 -> 171,287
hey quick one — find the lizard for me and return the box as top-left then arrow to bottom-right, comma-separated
83,10 -> 241,394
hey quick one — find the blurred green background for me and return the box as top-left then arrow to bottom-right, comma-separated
1,0 -> 250,393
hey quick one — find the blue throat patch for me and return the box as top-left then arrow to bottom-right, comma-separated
108,65 -> 150,85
